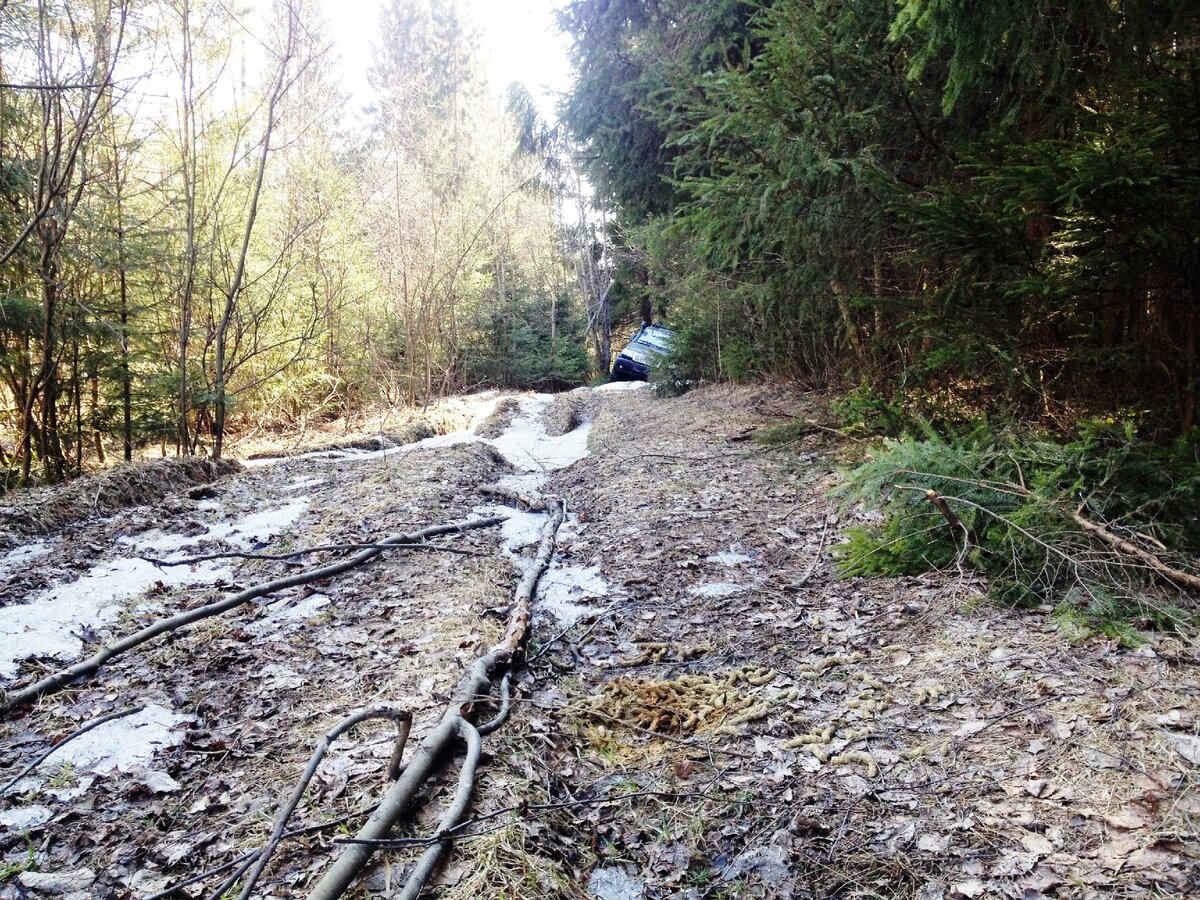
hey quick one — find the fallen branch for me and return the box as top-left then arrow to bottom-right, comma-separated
305,501 -> 566,900
899,480 -> 1200,596
142,541 -> 485,567
146,806 -> 381,900
0,517 -> 504,714
397,720 -> 482,900
1070,506 -> 1200,594
478,484 -> 545,511
1,706 -> 142,793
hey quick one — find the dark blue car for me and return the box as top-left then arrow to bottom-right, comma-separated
610,324 -> 674,381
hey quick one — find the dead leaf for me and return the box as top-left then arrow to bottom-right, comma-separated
1167,731 -> 1200,765
1101,808 -> 1149,831
991,850 -> 1037,878
1020,833 -> 1054,856
950,879 -> 986,898
918,833 -> 951,853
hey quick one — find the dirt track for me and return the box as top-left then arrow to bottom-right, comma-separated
1,385 -> 1196,899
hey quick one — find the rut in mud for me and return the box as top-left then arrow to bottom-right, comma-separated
1,384 -> 1197,900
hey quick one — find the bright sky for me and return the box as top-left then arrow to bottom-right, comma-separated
316,0 -> 574,121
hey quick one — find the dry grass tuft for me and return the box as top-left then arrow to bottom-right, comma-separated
475,397 -> 522,439
441,826 -> 586,900
583,665 -> 787,737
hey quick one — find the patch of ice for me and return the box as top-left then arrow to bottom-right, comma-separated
537,565 -> 610,626
488,396 -> 592,472
588,867 -> 645,900
283,476 -> 326,492
688,582 -> 748,599
0,805 -> 53,831
707,548 -> 755,567
0,556 -> 230,678
38,705 -> 193,777
0,541 -> 53,578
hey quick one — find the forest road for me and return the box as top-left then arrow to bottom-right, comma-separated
0,383 -> 1196,899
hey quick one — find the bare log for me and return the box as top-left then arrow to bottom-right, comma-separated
479,483 -> 545,511
0,517 -> 504,714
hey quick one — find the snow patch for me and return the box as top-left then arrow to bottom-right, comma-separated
688,582 -> 748,598
1,501 -> 307,679
0,541 -> 53,578
204,500 -> 308,548
537,564 -> 609,626
488,395 -> 591,471
474,504 -> 546,564
37,705 -> 193,777
592,380 -> 650,392
0,556 -> 230,678
247,593 -> 331,637
496,471 -> 549,495
283,476 -> 325,492
707,548 -> 756,567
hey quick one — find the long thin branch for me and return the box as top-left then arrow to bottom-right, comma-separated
0,517 -> 503,714
1071,507 -> 1200,594
141,541 -> 485,567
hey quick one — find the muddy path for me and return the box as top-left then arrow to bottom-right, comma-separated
1,385 -> 1196,900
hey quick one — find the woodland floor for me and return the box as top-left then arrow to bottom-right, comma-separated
0,384 -> 1197,900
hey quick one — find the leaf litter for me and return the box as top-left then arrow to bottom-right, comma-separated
0,383 -> 1196,899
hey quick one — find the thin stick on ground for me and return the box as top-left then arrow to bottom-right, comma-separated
1,706 -> 142,794
141,541 -> 486,567
230,707 -> 412,900
0,517 -> 504,714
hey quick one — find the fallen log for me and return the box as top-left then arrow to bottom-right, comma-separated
0,516 -> 504,715
478,483 -> 545,511
305,500 -> 566,900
